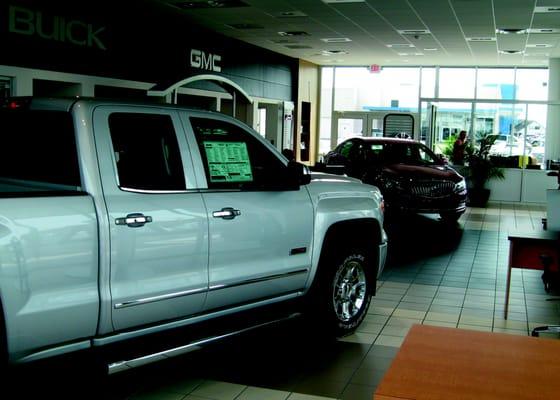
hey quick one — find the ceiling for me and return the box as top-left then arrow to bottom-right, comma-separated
152,0 -> 560,67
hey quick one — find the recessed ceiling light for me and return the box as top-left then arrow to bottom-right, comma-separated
320,37 -> 352,43
466,37 -> 496,42
535,6 -> 560,13
278,31 -> 310,36
496,28 -> 528,34
499,49 -> 524,55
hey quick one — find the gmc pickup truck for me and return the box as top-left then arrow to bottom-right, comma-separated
0,97 -> 387,373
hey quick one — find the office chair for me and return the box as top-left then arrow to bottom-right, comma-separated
531,253 -> 560,337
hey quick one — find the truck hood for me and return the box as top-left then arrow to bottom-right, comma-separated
307,172 -> 382,200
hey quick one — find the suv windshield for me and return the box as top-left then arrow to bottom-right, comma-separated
370,142 -> 438,166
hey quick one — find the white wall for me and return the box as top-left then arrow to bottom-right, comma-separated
488,168 -> 557,203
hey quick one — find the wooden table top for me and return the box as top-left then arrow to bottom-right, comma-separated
373,324 -> 560,400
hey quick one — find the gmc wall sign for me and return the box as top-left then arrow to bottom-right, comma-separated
190,49 -> 221,72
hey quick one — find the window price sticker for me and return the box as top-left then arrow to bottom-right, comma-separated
203,141 -> 253,183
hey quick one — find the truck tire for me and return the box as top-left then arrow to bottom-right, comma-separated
310,246 -> 375,337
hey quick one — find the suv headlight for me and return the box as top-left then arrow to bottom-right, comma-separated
454,179 -> 467,192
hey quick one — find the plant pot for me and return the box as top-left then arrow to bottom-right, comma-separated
467,187 -> 490,207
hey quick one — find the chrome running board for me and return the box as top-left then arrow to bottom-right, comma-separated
107,312 -> 301,374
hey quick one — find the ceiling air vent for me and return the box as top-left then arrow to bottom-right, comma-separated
226,23 -> 264,30
278,31 -> 310,36
499,50 -> 524,55
466,37 -> 496,42
496,28 -> 527,34
321,50 -> 349,55
321,37 -> 352,43
273,11 -> 308,18
173,0 -> 249,9
535,6 -> 560,13
269,38 -> 298,44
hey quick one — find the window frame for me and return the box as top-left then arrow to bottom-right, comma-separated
188,115 -> 289,191
106,111 -> 189,193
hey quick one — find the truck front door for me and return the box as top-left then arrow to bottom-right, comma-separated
93,107 -> 208,331
183,114 -> 313,311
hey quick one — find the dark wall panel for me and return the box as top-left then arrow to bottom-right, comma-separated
0,0 -> 297,100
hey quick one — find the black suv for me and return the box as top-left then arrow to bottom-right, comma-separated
324,137 -> 467,221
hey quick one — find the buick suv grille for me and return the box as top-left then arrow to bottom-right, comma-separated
410,180 -> 455,198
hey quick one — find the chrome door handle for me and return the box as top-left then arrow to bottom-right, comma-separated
212,207 -> 241,220
115,213 -> 153,227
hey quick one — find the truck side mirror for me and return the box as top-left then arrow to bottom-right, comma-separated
287,161 -> 311,187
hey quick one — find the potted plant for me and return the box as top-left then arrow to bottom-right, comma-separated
463,133 -> 505,207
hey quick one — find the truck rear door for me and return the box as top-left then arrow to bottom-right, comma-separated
93,106 -> 208,331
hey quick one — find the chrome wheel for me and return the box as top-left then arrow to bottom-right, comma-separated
333,258 -> 367,322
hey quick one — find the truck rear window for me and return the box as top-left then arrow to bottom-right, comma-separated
0,109 -> 82,196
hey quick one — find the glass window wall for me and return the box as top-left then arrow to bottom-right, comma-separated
439,68 -> 476,99
515,69 -> 549,101
476,69 -> 515,100
320,66 -> 550,167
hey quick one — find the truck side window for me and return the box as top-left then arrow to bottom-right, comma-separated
108,113 -> 186,191
190,117 -> 285,190
0,109 -> 81,195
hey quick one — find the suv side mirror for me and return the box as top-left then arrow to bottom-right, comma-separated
436,154 -> 448,165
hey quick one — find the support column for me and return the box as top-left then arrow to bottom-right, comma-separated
546,58 -> 560,163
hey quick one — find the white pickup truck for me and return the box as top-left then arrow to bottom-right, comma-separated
0,97 -> 387,373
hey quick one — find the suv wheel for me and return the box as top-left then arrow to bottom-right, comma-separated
309,247 -> 375,337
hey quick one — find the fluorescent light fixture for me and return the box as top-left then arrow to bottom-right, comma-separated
322,0 -> 366,3
386,44 -> 415,48
278,31 -> 310,36
423,48 -> 438,51
535,6 -> 560,13
526,44 -> 553,48
226,23 -> 264,30
528,28 -> 560,34
397,29 -> 431,35
466,37 -> 496,42
320,38 -> 352,43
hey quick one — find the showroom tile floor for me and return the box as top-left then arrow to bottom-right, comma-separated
12,202 -> 560,400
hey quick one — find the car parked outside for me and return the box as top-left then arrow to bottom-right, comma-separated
324,137 -> 468,221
